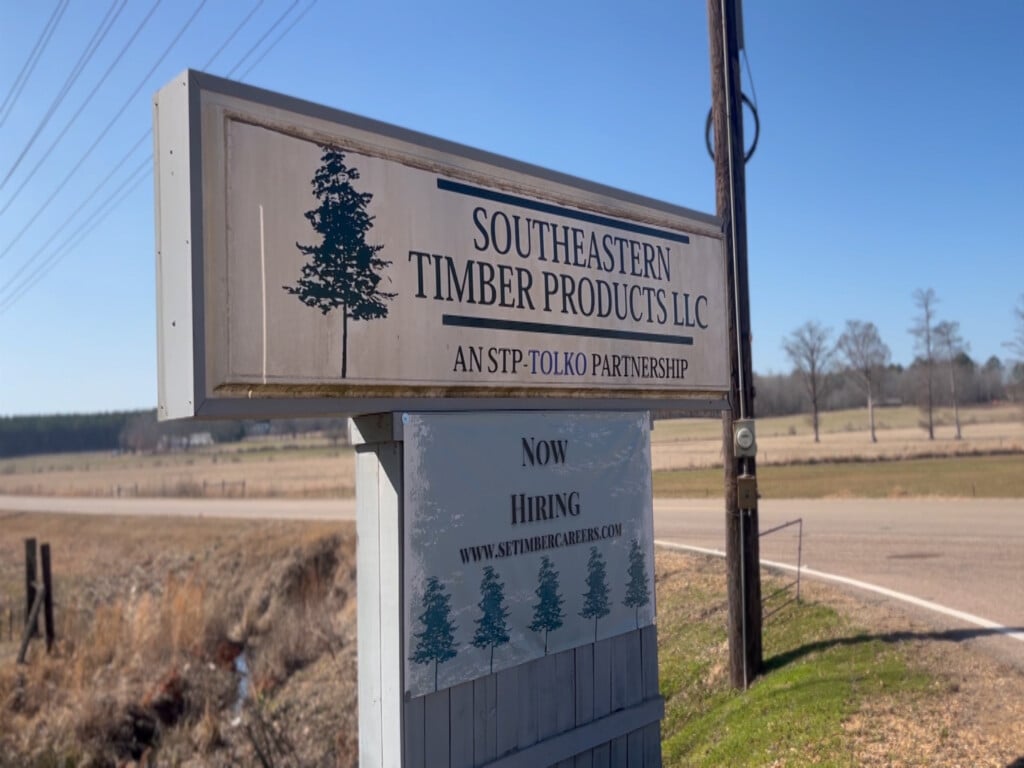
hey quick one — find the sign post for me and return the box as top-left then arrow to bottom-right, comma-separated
154,69 -> 732,767
351,412 -> 663,767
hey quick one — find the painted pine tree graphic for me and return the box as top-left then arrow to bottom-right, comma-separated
471,566 -> 510,674
623,539 -> 651,629
529,556 -> 564,654
286,145 -> 396,378
410,576 -> 458,692
579,546 -> 611,641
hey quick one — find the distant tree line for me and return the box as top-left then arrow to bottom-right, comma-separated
767,291 -> 1024,433
0,410 -> 351,459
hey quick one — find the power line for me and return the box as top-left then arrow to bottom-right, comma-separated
0,0 -> 70,129
1,0 -> 129,191
0,157 -> 152,315
0,0 -> 308,314
202,0 -> 265,71
238,0 -> 317,82
227,0 -> 300,79
0,133 -> 150,294
0,0 -> 204,261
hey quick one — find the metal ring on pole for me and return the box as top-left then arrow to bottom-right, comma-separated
705,92 -> 759,163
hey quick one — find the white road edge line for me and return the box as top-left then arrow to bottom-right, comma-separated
654,540 -> 1024,643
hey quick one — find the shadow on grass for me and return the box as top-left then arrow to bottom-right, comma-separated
764,626 -> 1024,674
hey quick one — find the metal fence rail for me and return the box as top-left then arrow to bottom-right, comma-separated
759,518 -> 803,621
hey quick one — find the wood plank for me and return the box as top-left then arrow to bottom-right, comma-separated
641,625 -> 659,701
450,682 -> 474,768
593,638 -> 612,719
610,736 -> 628,767
623,631 -> 643,707
535,653 -> 559,740
496,666 -> 520,757
516,657 -> 538,749
474,674 -> 498,766
643,721 -> 662,767
404,696 -> 426,768
610,634 -> 630,712
573,749 -> 594,768
627,730 -> 643,766
591,743 -> 610,768
574,644 -> 594,727
424,688 -> 451,767
479,698 -> 663,768
555,649 -> 576,735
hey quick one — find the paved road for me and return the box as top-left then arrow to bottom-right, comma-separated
3,493 -> 1021,644
653,497 -> 1024,640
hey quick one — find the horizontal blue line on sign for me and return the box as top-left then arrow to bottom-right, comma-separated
441,314 -> 694,346
436,178 -> 690,245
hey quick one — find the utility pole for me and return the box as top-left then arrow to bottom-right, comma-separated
707,0 -> 762,689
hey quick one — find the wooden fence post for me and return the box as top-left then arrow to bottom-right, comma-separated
41,543 -> 55,652
24,538 -> 38,637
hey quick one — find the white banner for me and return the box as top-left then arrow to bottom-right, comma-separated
402,411 -> 655,698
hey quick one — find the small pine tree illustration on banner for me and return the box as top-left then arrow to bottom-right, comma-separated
579,546 -> 611,642
471,566 -> 511,674
623,539 -> 651,629
529,556 -> 564,654
285,145 -> 396,378
410,576 -> 458,692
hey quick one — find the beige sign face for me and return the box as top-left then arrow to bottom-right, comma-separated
155,71 -> 728,418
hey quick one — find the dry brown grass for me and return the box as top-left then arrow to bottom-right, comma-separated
0,514 -> 358,767
0,405 -> 1020,500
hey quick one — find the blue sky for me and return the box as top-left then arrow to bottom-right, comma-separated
1,0 -> 1021,416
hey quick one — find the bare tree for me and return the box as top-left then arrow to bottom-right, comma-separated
1007,295 -> 1024,362
782,321 -> 835,443
1007,296 -> 1024,403
934,321 -> 967,439
836,320 -> 891,443
909,288 -> 939,440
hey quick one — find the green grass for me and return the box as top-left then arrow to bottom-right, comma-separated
654,454 -> 1024,498
658,556 -> 931,766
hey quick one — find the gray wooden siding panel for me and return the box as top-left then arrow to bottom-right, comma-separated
496,666 -> 520,757
641,625 -> 659,700
593,638 -> 612,719
574,644 -> 594,727
627,730 -> 644,766
535,654 -> 559,740
623,632 -> 643,707
517,658 -> 539,749
474,674 -> 498,766
643,721 -> 662,767
450,682 -> 475,768
610,736 -> 628,766
424,688 -> 451,767
591,743 -> 610,768
555,649 -> 576,735
404,696 -> 425,768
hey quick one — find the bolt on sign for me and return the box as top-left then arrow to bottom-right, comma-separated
403,411 -> 654,698
154,70 -> 728,419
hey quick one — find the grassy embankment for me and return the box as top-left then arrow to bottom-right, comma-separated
0,512 -> 958,766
